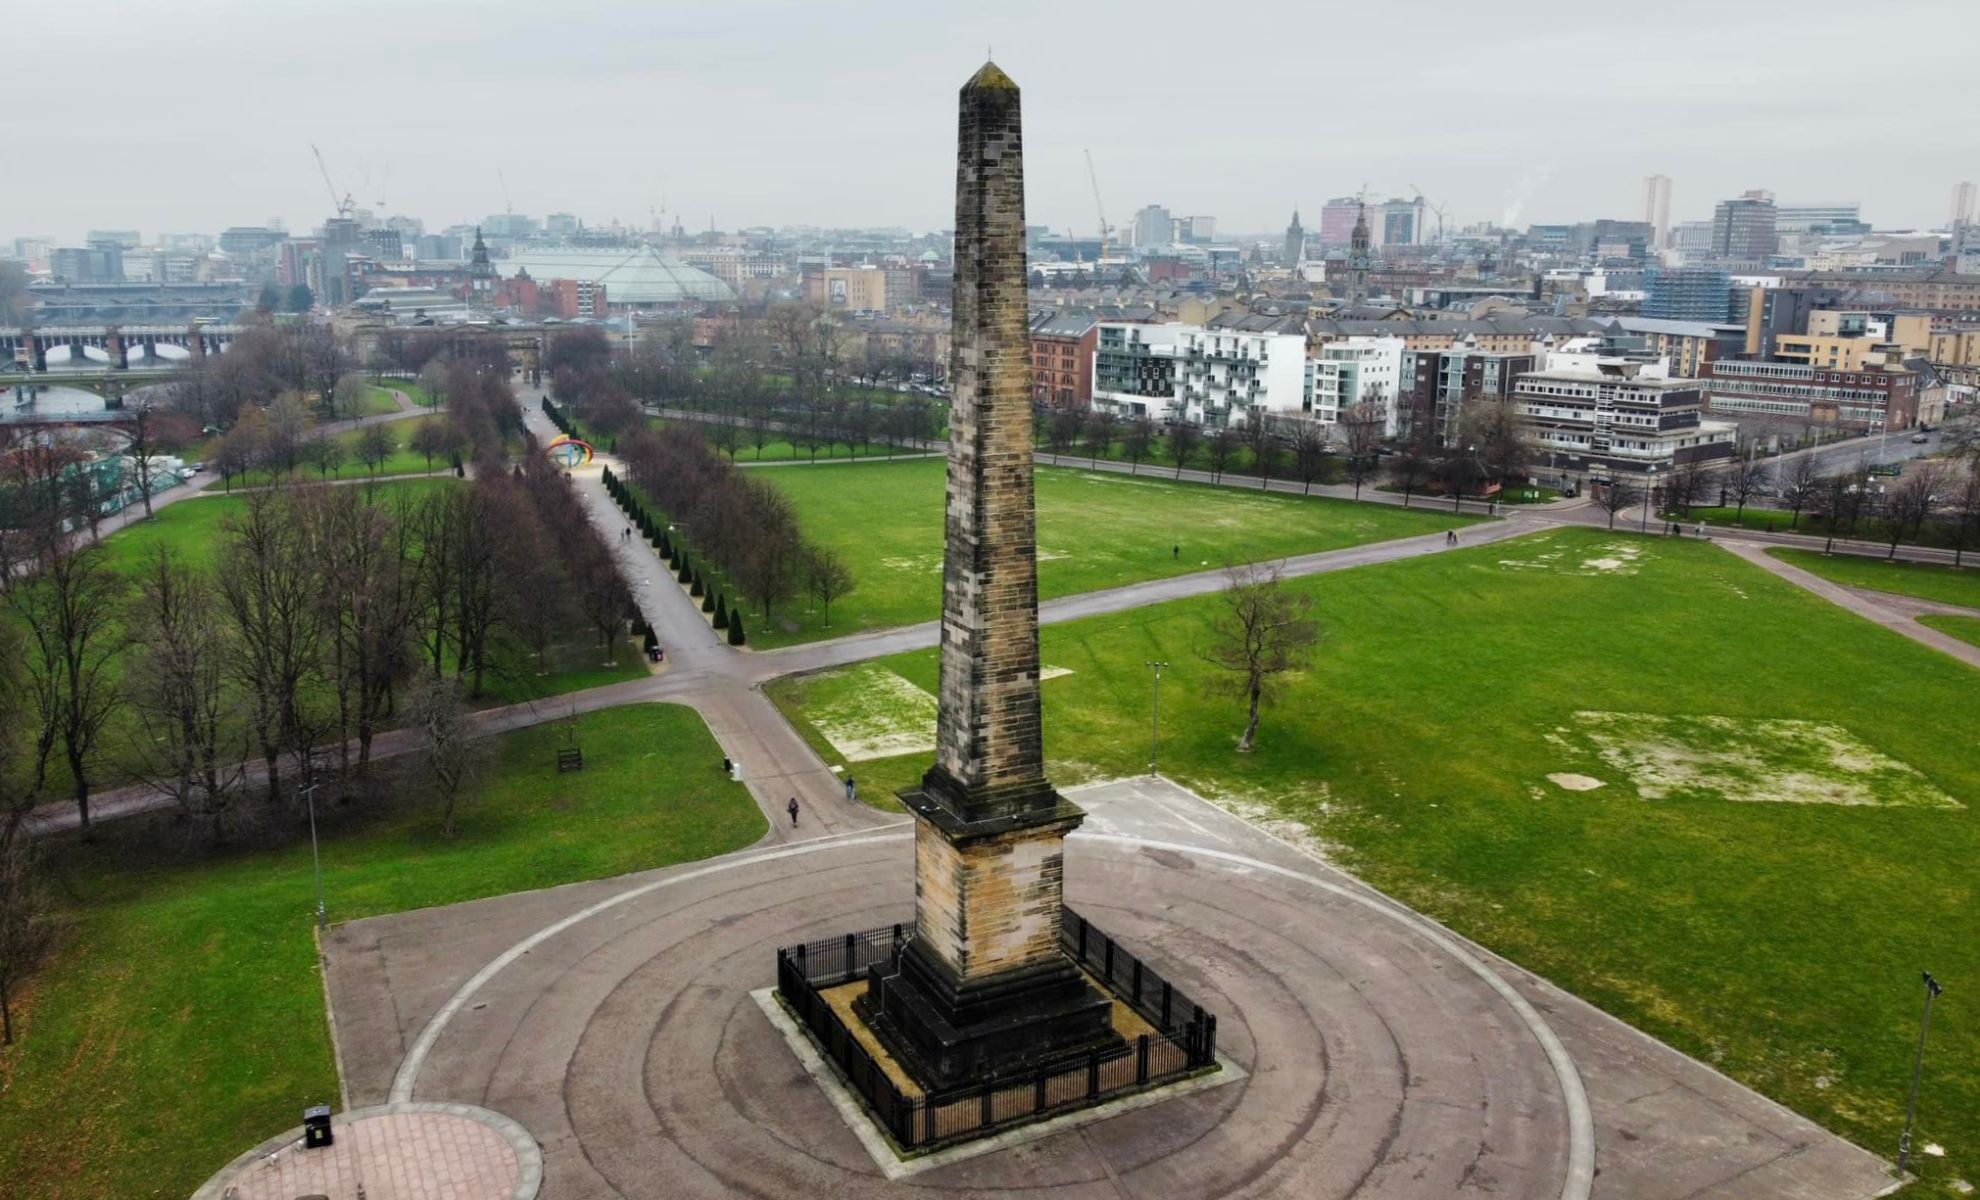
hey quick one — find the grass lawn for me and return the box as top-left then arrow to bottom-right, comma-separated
0,703 -> 766,1200
742,457 -> 1476,647
202,415 -> 454,492
1919,614 -> 1980,648
107,477 -> 459,576
359,386 -> 403,416
771,527 -> 1980,1196
1685,503 -> 1969,550
1769,547 -> 1980,609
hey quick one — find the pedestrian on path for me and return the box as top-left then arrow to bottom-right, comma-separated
844,776 -> 857,803
1695,521 -> 1706,539
1172,544 -> 1179,559
787,796 -> 800,826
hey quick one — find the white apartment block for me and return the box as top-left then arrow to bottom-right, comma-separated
1092,323 -> 1307,427
1304,336 -> 1404,436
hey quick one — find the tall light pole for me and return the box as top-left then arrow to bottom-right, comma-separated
1897,971 -> 1944,1176
1641,465 -> 1657,532
300,781 -> 326,929
1144,660 -> 1169,774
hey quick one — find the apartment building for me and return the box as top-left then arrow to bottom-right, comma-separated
1092,322 -> 1306,427
1398,346 -> 1535,444
1030,312 -> 1098,410
1514,355 -> 1736,480
1306,336 -> 1405,434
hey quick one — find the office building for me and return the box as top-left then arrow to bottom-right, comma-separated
1317,197 -> 1362,247
1712,190 -> 1778,262
1643,266 -> 1732,321
1702,352 -> 1920,431
1953,182 -> 1976,228
1643,175 -> 1671,250
1380,198 -> 1423,247
1132,205 -> 1174,250
1514,355 -> 1736,479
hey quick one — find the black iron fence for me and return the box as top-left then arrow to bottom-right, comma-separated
774,909 -> 1218,1152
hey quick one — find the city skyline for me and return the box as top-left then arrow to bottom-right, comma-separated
14,0 -> 1978,244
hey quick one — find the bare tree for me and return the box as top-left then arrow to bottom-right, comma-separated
1200,561 -> 1319,753
1205,425 -> 1241,483
123,546 -> 244,843
1777,453 -> 1820,530
356,422 -> 395,477
1340,403 -> 1382,501
1290,420 -> 1329,495
1083,408 -> 1119,468
1659,461 -> 1704,519
304,435 -> 345,479
1948,467 -> 1980,568
403,673 -> 483,838
1811,472 -> 1855,553
1594,476 -> 1642,530
122,399 -> 165,521
264,391 -> 313,476
1242,415 -> 1277,489
218,487 -> 324,804
1166,420 -> 1202,479
3,534 -> 126,831
332,373 -> 371,425
1722,448 -> 1773,525
1046,407 -> 1081,464
1121,415 -> 1155,475
1387,435 -> 1434,507
805,545 -> 855,628
1880,464 -> 1944,559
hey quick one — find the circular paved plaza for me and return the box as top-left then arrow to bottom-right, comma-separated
387,818 -> 1579,1197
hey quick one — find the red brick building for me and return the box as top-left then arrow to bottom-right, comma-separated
1029,312 -> 1098,410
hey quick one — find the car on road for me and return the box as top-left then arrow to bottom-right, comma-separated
1911,433 -> 1930,443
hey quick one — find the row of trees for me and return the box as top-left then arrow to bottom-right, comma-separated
615,425 -> 853,632
603,466 -> 748,644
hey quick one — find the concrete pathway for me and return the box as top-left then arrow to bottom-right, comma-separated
322,777 -> 1893,1200
1717,539 -> 1980,670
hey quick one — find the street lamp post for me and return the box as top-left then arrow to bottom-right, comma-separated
300,781 -> 326,929
1641,465 -> 1657,532
1144,660 -> 1169,774
1896,971 -> 1944,1176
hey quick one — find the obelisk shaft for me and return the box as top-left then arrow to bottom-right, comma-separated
930,62 -> 1050,821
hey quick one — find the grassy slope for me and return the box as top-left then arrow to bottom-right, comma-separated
1769,546 -> 1980,609
0,703 -> 765,1200
772,528 -> 1980,1196
750,457 -> 1475,647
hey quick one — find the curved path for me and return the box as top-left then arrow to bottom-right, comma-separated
325,778 -> 1889,1199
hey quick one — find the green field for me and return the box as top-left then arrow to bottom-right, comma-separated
771,527 -> 1980,1196
1920,614 -> 1980,648
0,703 -> 765,1200
359,386 -> 404,416
204,414 -> 453,491
1769,547 -> 1980,609
744,457 -> 1475,647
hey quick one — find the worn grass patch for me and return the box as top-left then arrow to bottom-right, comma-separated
1496,533 -> 1645,576
806,664 -> 939,762
1556,712 -> 1961,809
770,527 -> 1980,1196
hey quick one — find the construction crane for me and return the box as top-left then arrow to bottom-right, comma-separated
310,144 -> 355,220
1408,183 -> 1447,243
1084,149 -> 1111,272
498,169 -> 514,216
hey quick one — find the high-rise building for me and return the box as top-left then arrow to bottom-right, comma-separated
1643,266 -> 1732,322
1318,197 -> 1361,247
1775,203 -> 1866,236
1642,175 -> 1671,249
1132,204 -> 1174,250
1954,182 -> 1976,227
1711,190 -> 1778,262
1380,198 -> 1422,247
1283,209 -> 1305,263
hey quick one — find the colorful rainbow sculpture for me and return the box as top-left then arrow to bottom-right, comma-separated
545,434 -> 595,468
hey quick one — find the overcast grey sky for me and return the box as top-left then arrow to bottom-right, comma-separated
13,0 -> 1978,243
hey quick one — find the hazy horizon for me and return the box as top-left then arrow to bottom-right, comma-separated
13,0 -> 1978,245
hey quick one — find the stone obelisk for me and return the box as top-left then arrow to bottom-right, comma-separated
861,61 -> 1117,1090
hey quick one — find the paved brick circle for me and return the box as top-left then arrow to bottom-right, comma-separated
405,831 -> 1573,1198
191,1101 -> 540,1200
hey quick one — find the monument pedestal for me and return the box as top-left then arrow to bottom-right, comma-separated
857,781 -> 1121,1093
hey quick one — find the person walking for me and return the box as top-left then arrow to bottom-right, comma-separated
1695,520 -> 1706,539
787,796 -> 800,826
844,776 -> 858,803
1172,544 -> 1179,559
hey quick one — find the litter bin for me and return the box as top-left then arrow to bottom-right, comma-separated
303,1104 -> 334,1149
